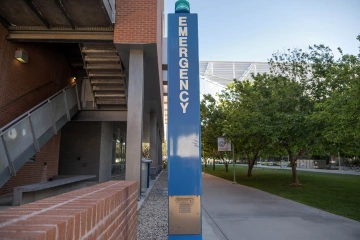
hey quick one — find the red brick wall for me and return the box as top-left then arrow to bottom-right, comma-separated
0,181 -> 138,240
0,24 -> 73,195
114,0 -> 161,43
0,132 -> 61,196
0,25 -> 74,127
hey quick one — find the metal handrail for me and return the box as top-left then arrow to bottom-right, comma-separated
0,80 -> 81,135
0,80 -> 54,110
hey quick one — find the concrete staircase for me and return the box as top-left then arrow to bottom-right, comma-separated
81,43 -> 128,110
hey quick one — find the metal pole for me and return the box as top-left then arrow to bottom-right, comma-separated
232,144 -> 236,184
338,151 -> 341,170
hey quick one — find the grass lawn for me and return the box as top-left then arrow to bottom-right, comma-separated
204,165 -> 360,222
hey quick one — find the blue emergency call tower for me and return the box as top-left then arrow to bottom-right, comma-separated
167,0 -> 202,239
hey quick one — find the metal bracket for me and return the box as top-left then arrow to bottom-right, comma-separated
0,131 -> 16,176
74,83 -> 82,111
28,113 -> 40,153
48,100 -> 57,134
63,90 -> 71,121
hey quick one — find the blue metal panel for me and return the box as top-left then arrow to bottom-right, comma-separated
167,13 -> 201,196
167,12 -> 202,239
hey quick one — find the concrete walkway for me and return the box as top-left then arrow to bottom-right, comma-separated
202,174 -> 360,240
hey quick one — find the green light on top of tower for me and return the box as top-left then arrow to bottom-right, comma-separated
175,0 -> 190,13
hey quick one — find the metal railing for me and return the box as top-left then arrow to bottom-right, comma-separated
0,80 -> 54,111
0,82 -> 81,188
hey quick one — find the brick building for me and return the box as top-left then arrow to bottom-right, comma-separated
0,0 -> 165,199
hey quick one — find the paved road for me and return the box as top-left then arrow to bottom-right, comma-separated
202,174 -> 360,240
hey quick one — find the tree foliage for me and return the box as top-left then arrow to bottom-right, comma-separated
219,79 -> 275,176
200,94 -> 227,170
200,35 -> 360,185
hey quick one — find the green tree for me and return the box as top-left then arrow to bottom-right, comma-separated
220,79 -> 275,177
267,47 -> 332,185
200,94 -> 227,171
201,35 -> 360,185
264,75 -> 316,185
315,35 -> 360,158
266,40 -> 360,184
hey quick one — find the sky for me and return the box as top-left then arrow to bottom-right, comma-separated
164,0 -> 360,62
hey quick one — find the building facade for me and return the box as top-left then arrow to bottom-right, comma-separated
0,0 -> 165,196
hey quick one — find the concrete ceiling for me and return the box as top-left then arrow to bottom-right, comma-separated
0,0 -> 112,29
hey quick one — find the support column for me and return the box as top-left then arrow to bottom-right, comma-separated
149,112 -> 158,180
125,49 -> 144,192
99,122 -> 113,182
158,129 -> 162,172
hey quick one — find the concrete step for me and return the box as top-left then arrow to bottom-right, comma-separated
88,72 -> 124,78
90,79 -> 124,85
85,64 -> 122,70
84,56 -> 120,62
80,43 -> 128,110
96,99 -> 127,105
93,86 -> 124,91
94,92 -> 125,98
82,49 -> 117,54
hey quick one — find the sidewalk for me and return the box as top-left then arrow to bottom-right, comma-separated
246,163 -> 360,175
202,173 -> 360,240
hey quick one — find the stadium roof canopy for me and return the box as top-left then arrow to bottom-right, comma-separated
199,61 -> 271,87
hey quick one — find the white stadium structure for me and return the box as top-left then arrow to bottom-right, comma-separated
199,61 -> 271,96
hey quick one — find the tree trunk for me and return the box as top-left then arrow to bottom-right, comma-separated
225,163 -> 229,172
213,159 -> 215,170
205,158 -> 207,168
287,149 -> 301,186
247,165 -> 253,177
247,152 -> 258,177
